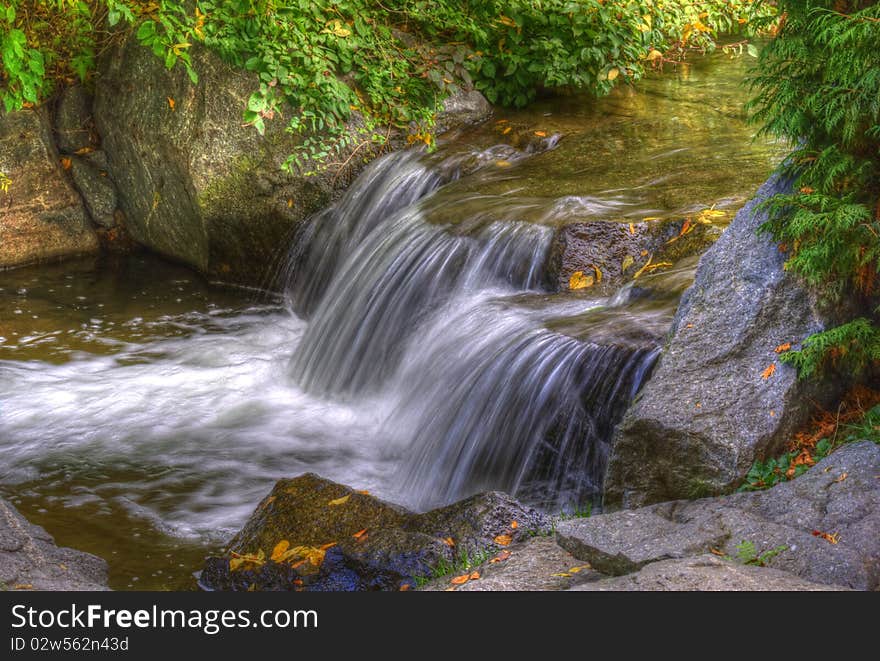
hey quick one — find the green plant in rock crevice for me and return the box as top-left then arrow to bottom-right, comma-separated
734,540 -> 788,567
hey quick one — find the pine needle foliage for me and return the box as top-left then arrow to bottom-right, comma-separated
748,0 -> 880,378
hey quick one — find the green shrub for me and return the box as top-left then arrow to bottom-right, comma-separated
2,1 -> 771,173
749,0 -> 880,378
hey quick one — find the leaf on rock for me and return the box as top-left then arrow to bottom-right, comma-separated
622,255 -> 635,272
494,534 -> 512,546
442,537 -> 455,547
60,157 -> 72,170
569,271 -> 594,290
167,97 -> 175,110
450,574 -> 470,585
834,472 -> 848,483
774,342 -> 792,353
328,494 -> 351,506
510,520 -> 518,529
270,540 -> 290,562
811,530 -> 840,544
761,363 -> 776,380
490,550 -> 512,563
353,528 -> 368,541
469,571 -> 480,580
534,131 -> 547,137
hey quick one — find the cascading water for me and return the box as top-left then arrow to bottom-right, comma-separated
283,142 -> 660,510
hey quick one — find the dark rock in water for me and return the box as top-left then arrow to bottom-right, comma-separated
0,498 -> 108,591
200,473 -> 550,591
54,85 -> 97,154
559,442 -> 880,589
570,555 -> 846,591
604,174 -> 839,508
543,217 -> 721,295
95,36 -> 491,287
0,108 -> 99,268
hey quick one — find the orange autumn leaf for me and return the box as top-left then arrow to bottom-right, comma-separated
629,223 -> 636,235
534,131 -> 547,137
73,146 -> 94,155
834,472 -> 848,483
442,537 -> 455,547
319,541 -> 337,551
357,489 -> 370,495
469,571 -> 480,580
510,520 -> 518,529
60,157 -> 72,170
450,574 -> 470,585
502,126 -> 512,135
494,534 -> 512,546
710,548 -> 726,556
353,528 -> 368,540
811,530 -> 840,544
775,342 -> 792,353
490,550 -> 512,563
270,540 -> 290,562
399,583 -> 411,591
167,97 -> 175,110
761,363 -> 776,380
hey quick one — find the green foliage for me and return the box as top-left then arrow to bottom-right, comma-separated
740,403 -> 880,492
734,540 -> 788,567
2,1 -> 770,173
749,1 -> 880,378
413,545 -> 495,587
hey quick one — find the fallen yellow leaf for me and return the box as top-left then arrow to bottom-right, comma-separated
494,534 -> 512,547
270,540 -> 290,562
622,255 -> 635,272
534,131 -> 547,137
167,97 -> 175,110
502,126 -> 512,135
834,472 -> 848,483
495,160 -> 511,167
450,574 -> 470,585
569,271 -> 595,290
761,363 -> 776,380
606,67 -> 620,81
328,494 -> 351,506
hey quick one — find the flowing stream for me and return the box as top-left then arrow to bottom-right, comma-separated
0,51 -> 783,589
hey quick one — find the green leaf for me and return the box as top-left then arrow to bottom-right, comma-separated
746,43 -> 758,58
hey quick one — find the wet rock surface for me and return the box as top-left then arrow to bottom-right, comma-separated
200,473 -> 550,591
570,554 -> 846,591
543,217 -> 721,295
559,442 -> 880,589
604,174 -> 840,508
0,498 -> 108,591
0,108 -> 99,268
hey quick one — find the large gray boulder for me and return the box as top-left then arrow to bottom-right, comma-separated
604,174 -> 837,508
0,498 -> 108,591
0,108 -> 98,268
570,555 -> 845,591
95,37 -> 491,286
559,442 -> 880,589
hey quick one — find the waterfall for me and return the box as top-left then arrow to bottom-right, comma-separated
285,142 -> 660,511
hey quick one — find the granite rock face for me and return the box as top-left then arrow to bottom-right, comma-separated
0,498 -> 108,591
570,555 -> 846,591
604,174 -> 839,508
560,442 -> 880,589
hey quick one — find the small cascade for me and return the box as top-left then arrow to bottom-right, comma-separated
285,140 -> 662,510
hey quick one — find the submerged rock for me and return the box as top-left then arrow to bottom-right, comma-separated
559,442 -> 880,589
604,174 -> 838,507
0,108 -> 99,268
0,498 -> 108,591
95,37 -> 490,287
570,555 -> 845,591
543,217 -> 721,295
200,473 -> 550,591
